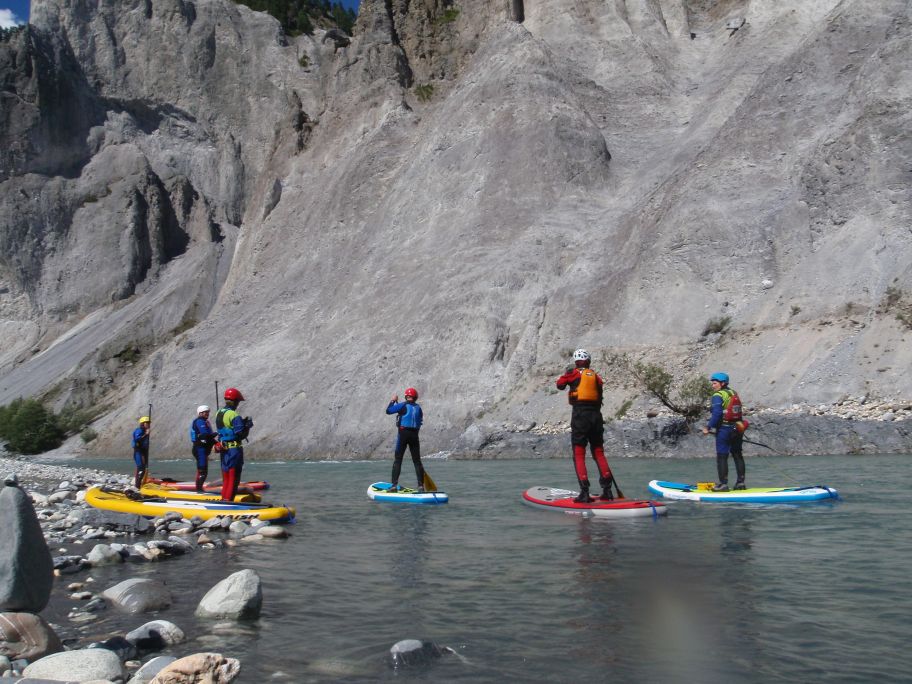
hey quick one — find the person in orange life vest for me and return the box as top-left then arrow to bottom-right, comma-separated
555,349 -> 616,503
215,387 -> 252,501
701,372 -> 746,491
131,416 -> 151,489
385,387 -> 426,492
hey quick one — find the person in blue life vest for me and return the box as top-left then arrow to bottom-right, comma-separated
386,387 -> 426,492
702,372 -> 747,491
131,416 -> 151,489
189,405 -> 217,493
555,349 -> 618,503
215,387 -> 252,501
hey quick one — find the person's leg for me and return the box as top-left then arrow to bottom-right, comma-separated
588,411 -> 614,499
219,452 -> 232,501
407,432 -> 425,487
194,447 -> 208,492
714,427 -> 732,490
230,456 -> 243,500
390,432 -> 406,489
570,409 -> 592,501
731,432 -> 746,487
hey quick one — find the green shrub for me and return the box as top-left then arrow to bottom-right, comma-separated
80,428 -> 98,444
614,397 -> 634,420
790,305 -> 801,317
414,84 -> 434,102
0,398 -> 65,454
435,7 -> 460,25
613,355 -> 712,421
298,52 -> 310,68
701,315 -> 731,337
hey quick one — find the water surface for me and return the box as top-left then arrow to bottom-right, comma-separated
46,454 -> 911,682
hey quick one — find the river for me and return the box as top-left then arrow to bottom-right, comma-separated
42,453 -> 911,682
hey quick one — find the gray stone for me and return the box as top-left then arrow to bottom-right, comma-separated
125,620 -> 185,651
102,578 -> 172,613
127,656 -> 177,684
389,639 -> 453,668
23,648 -> 124,682
88,635 -> 138,661
0,483 -> 54,612
227,521 -> 248,536
0,612 -> 64,661
68,509 -> 151,533
195,570 -> 262,620
87,544 -> 125,567
257,525 -> 288,539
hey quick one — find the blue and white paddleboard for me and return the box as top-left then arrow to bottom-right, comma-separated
367,482 -> 448,505
648,480 -> 839,504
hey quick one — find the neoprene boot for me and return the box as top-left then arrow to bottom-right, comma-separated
734,481 -> 746,490
599,476 -> 614,501
712,482 -> 730,492
574,480 -> 593,503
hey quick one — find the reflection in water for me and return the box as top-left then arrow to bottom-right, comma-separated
389,506 -> 430,589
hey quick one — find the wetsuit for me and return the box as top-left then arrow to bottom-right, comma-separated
189,416 -> 216,492
707,388 -> 745,486
555,366 -> 614,498
386,400 -> 425,488
216,406 -> 251,501
132,427 -> 149,488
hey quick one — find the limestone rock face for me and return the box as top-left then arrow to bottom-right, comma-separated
0,483 -> 54,613
1,0 -> 911,457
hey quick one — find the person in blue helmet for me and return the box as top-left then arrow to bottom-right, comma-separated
189,405 -> 217,493
702,372 -> 746,491
385,387 -> 426,492
131,416 -> 151,489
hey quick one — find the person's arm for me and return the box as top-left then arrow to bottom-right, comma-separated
556,368 -> 579,390
232,413 -> 250,441
386,400 -> 406,415
706,395 -> 724,430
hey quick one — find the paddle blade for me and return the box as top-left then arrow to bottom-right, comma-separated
423,470 -> 438,492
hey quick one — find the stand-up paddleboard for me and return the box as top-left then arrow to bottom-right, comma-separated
367,482 -> 448,505
648,480 -> 839,504
86,486 -> 295,522
147,477 -> 270,492
521,486 -> 667,518
140,483 -> 261,503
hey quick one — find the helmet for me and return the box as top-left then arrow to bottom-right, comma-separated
710,372 -> 730,384
138,416 -> 150,424
404,387 -> 419,399
573,349 -> 591,362
197,405 -> 210,414
224,387 -> 245,402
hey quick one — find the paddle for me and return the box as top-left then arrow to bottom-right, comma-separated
142,402 -> 152,485
422,469 -> 438,492
611,475 -> 625,500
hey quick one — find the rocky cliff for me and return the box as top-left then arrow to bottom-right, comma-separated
0,0 -> 910,458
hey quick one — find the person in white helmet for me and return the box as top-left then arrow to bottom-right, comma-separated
189,405 -> 217,493
555,349 -> 618,502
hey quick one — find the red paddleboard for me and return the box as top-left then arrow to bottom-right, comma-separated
148,477 -> 270,492
522,486 -> 667,518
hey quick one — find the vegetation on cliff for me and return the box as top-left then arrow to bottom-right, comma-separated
234,0 -> 357,36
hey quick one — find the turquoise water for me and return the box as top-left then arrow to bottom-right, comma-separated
47,454 -> 911,682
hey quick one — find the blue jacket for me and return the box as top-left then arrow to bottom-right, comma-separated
387,401 -> 423,430
707,394 -> 725,430
132,427 -> 149,454
189,417 -> 215,445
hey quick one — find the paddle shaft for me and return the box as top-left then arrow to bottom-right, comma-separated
144,402 -> 152,484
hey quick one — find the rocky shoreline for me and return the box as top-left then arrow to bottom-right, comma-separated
0,457 -> 288,684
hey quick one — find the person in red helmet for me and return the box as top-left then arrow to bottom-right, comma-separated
555,349 -> 618,503
215,387 -> 253,501
385,387 -> 426,492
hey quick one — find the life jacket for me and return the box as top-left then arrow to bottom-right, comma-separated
216,408 -> 240,445
569,368 -> 600,403
397,403 -> 422,430
189,418 -> 211,445
714,388 -> 743,422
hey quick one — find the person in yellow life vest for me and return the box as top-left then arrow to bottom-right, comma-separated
555,349 -> 618,503
701,372 -> 746,491
215,387 -> 252,501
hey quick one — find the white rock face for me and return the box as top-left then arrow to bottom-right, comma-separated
1,0 -> 910,457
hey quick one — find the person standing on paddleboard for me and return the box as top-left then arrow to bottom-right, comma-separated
189,405 -> 217,493
555,349 -> 617,503
216,387 -> 253,501
386,387 -> 426,492
132,416 -> 151,489
701,372 -> 747,491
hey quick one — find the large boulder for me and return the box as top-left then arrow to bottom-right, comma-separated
23,648 -> 124,682
195,570 -> 262,620
101,578 -> 172,613
0,612 -> 63,661
0,482 -> 54,612
148,653 -> 240,684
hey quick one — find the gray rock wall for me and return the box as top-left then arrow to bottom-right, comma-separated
0,0 -> 910,458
